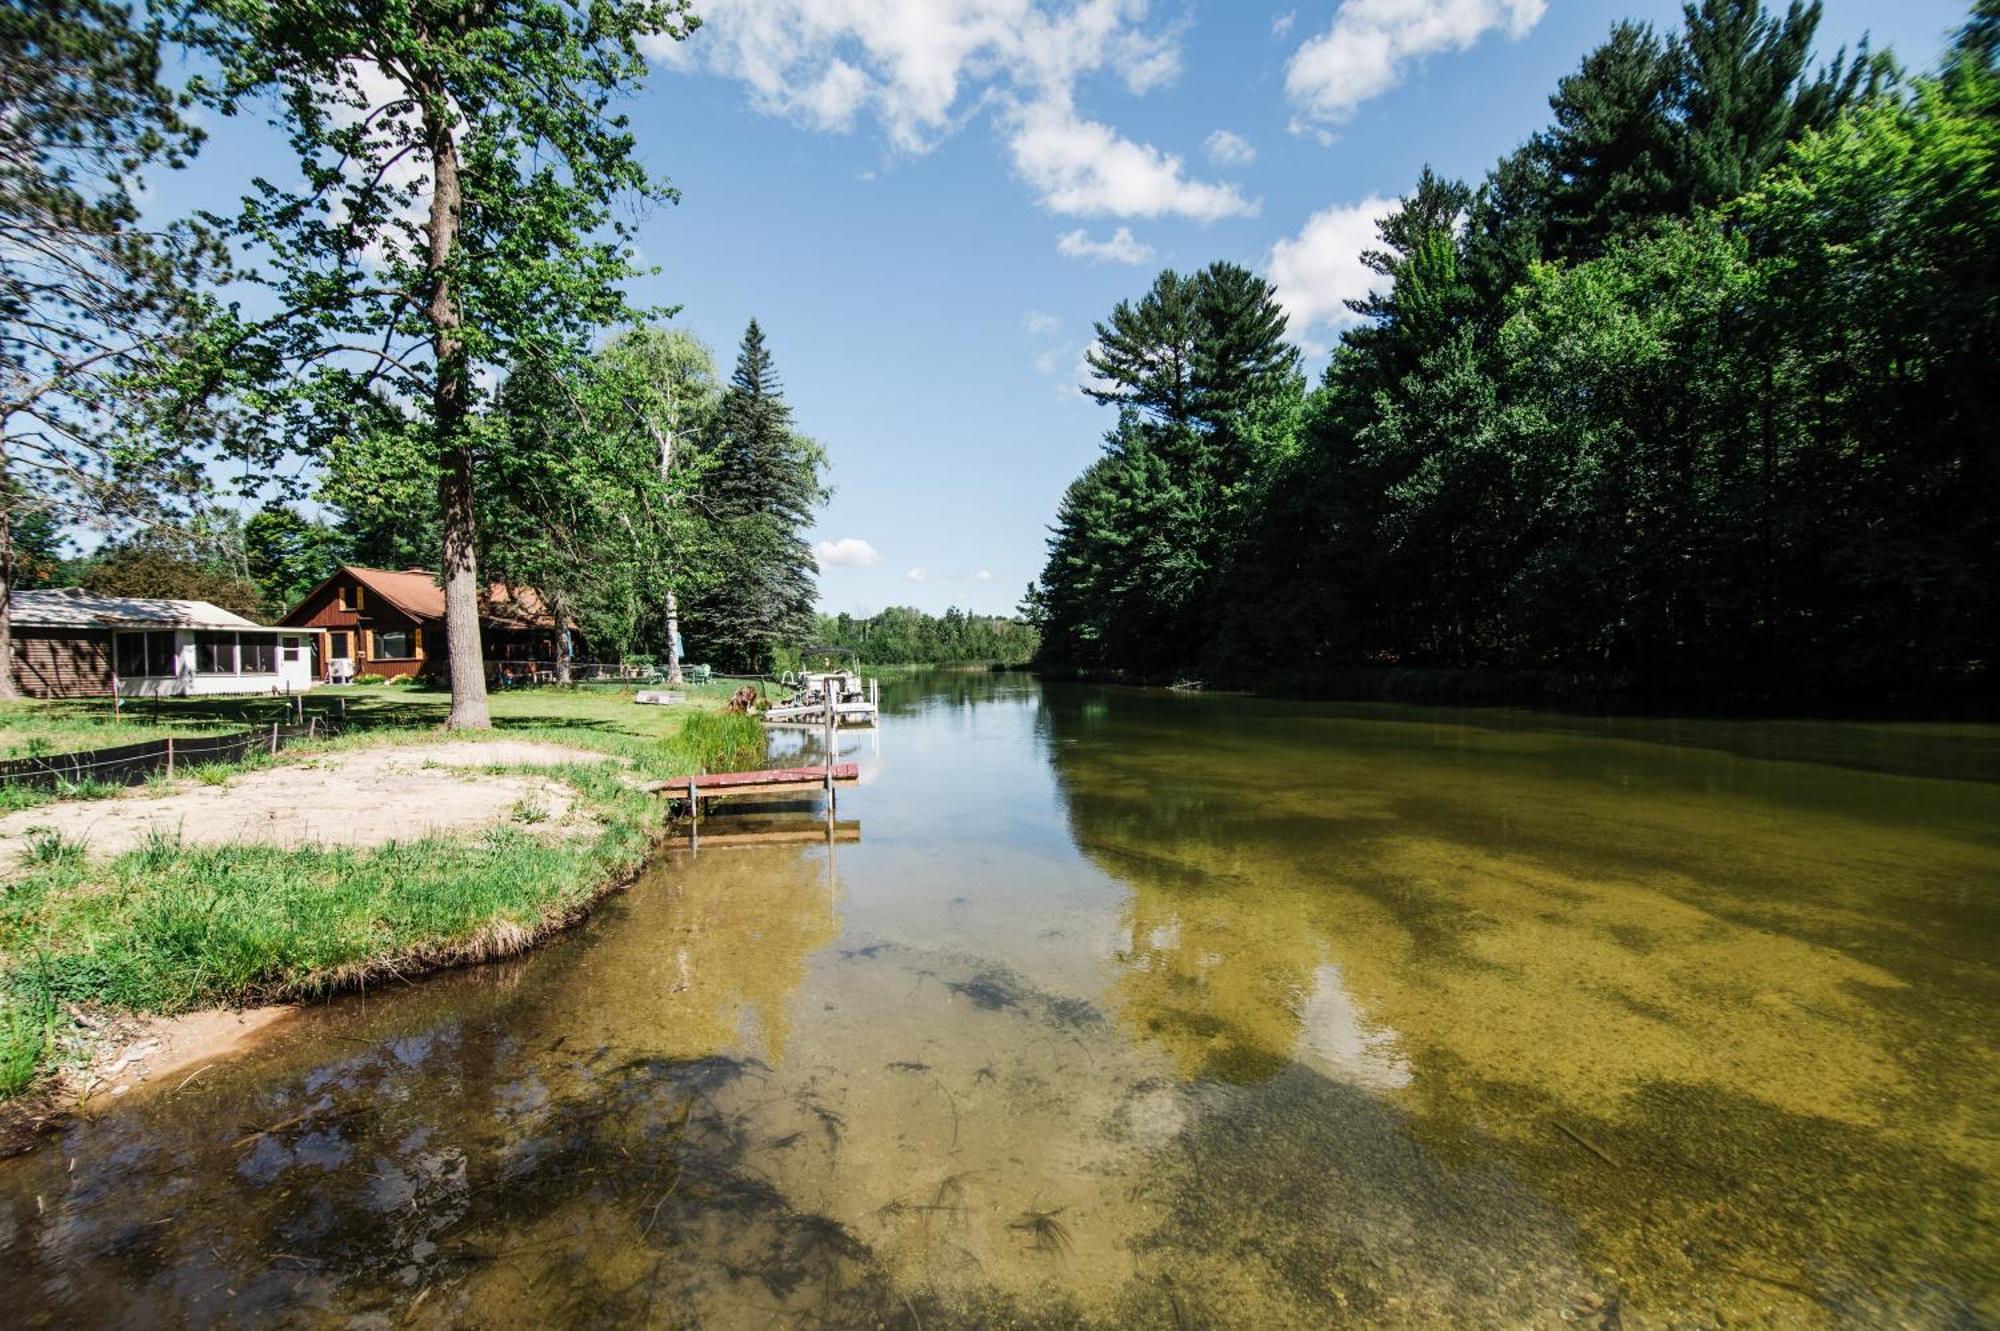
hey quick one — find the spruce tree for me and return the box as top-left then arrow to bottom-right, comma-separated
687,320 -> 825,671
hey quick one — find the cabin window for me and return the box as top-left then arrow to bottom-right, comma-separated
329,631 -> 351,661
375,628 -> 415,659
115,631 -> 177,677
281,637 -> 302,662
240,636 -> 276,674
339,583 -> 364,611
195,632 -> 238,674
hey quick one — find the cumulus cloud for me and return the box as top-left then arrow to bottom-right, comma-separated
814,537 -> 882,569
1272,10 -> 1297,39
974,569 -> 995,582
1204,129 -> 1256,167
1286,0 -> 1546,131
1012,100 -> 1255,220
906,567 -> 931,583
1056,226 -> 1153,264
1023,310 -> 1063,336
1267,195 -> 1396,339
656,2 -> 1247,221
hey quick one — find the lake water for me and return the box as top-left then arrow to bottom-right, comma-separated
2,672 -> 1995,1327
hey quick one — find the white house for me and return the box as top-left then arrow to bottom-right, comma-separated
6,589 -> 316,699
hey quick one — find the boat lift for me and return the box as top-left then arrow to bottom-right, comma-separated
761,666 -> 879,728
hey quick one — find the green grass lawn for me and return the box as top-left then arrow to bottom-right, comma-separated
0,680 -> 767,1100
0,697 -> 243,760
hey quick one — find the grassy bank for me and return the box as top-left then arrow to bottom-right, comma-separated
0,684 -> 764,1100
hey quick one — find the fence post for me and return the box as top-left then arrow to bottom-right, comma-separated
688,776 -> 699,852
164,736 -> 174,779
269,721 -> 279,755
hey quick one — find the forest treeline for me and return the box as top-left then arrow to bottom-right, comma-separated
1028,1 -> 1999,702
813,607 -> 1039,667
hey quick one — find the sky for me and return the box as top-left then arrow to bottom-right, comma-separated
152,0 -> 1970,618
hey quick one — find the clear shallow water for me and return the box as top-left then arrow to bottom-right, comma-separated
1,672 -> 1995,1327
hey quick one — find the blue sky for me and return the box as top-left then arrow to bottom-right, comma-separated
156,1 -> 1968,618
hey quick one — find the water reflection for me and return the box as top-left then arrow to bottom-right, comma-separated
1037,681 -> 2000,1323
0,674 -> 1993,1327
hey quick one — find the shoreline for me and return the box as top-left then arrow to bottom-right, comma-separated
0,686 -> 761,1155
1023,663 -> 2000,722
0,817 -> 678,1156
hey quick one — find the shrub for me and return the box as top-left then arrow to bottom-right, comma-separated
352,673 -> 387,685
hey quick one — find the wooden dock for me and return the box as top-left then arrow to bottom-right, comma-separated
650,762 -> 861,850
684,762 -> 859,799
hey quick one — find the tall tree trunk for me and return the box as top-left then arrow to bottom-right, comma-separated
638,409 -> 685,684
424,97 -> 490,730
551,589 -> 573,685
0,446 -> 16,702
663,583 -> 683,685
660,422 -> 683,684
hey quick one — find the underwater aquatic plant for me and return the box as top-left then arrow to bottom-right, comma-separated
946,972 -> 1019,1011
1008,1204 -> 1074,1256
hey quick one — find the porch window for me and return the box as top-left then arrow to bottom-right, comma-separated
195,632 -> 238,674
375,627 -> 415,659
115,630 -> 177,678
281,638 -> 302,662
240,636 -> 276,674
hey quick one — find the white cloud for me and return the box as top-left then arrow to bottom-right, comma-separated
974,569 -> 995,582
1056,225 -> 1153,264
1286,0 -> 1547,131
1267,195 -> 1396,339
660,2 -> 1246,220
1204,129 -> 1257,167
906,567 -> 931,583
814,537 -> 882,569
1012,100 -> 1255,220
1272,11 -> 1297,39
1023,310 -> 1062,337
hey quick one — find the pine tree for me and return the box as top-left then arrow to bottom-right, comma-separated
1,0 -> 220,696
687,321 -> 825,671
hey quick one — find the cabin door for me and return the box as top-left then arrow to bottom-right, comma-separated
328,630 -> 354,683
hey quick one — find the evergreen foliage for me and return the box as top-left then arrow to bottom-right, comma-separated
684,320 -> 827,672
813,608 -> 1039,667
0,0 -> 225,695
1031,1 -> 1999,701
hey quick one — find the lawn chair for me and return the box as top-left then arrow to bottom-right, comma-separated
687,663 -> 712,685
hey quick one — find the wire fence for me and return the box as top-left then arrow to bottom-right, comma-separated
0,717 -> 343,791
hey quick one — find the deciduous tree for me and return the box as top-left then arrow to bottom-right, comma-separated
168,0 -> 696,726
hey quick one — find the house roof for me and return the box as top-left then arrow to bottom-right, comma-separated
301,566 -> 559,630
10,589 -> 269,631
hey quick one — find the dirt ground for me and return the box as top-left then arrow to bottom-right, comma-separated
0,739 -> 621,863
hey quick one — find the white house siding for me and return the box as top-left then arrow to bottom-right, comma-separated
114,630 -> 317,698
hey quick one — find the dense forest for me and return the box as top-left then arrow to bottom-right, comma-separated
813,607 -> 1039,667
1028,0 -> 1999,702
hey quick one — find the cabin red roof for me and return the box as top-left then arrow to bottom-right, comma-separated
286,566 -> 561,629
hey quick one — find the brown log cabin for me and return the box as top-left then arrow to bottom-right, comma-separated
279,566 -> 575,684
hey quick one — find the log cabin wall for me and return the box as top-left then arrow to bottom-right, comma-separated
282,577 -> 432,679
